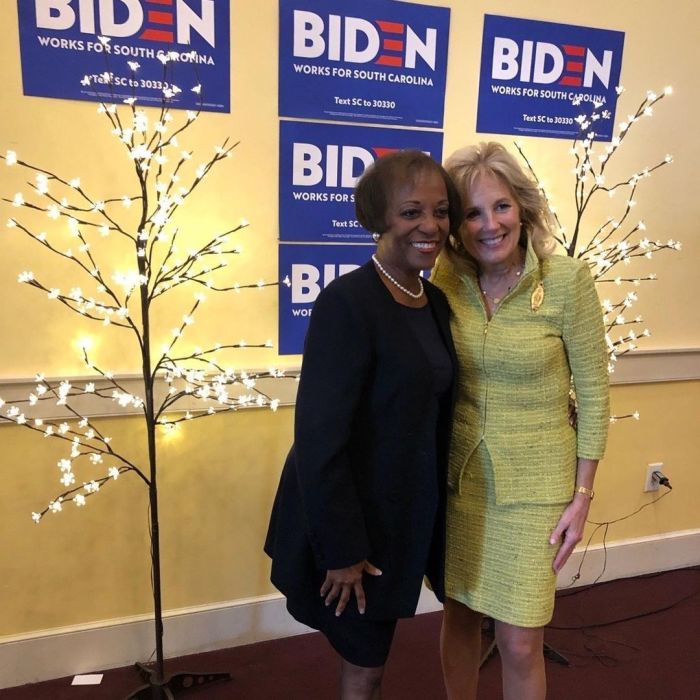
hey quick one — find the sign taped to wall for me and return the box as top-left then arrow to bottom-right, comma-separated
279,0 -> 450,127
278,244 -> 373,355
279,120 -> 443,243
477,14 -> 624,140
17,0 -> 231,112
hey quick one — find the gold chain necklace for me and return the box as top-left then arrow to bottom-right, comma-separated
478,264 -> 523,306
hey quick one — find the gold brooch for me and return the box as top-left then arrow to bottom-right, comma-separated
531,281 -> 544,312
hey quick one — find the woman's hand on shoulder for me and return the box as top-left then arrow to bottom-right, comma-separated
320,560 -> 383,616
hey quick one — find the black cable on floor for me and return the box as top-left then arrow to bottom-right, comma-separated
549,579 -> 700,630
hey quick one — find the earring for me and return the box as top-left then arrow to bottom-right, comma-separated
372,232 -> 381,242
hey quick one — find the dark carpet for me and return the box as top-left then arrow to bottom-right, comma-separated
2,567 -> 698,699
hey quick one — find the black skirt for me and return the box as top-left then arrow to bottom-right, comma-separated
288,596 -> 398,668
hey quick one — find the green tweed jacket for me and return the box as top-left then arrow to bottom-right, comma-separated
432,241 -> 609,505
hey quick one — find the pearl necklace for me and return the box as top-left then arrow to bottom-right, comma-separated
372,255 -> 424,299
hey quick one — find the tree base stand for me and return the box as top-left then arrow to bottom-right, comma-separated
479,618 -> 569,668
126,662 -> 232,699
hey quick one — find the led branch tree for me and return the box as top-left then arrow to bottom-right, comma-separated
515,86 -> 679,420
1,54 -> 291,698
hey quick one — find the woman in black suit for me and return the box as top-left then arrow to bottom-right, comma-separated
265,150 -> 462,699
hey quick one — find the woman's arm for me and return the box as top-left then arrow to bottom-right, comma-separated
562,262 -> 610,459
293,279 -> 374,571
550,261 -> 609,573
550,457 -> 598,573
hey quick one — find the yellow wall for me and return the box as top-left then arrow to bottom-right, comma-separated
0,409 -> 295,635
0,1 -> 698,637
596,381 -> 700,538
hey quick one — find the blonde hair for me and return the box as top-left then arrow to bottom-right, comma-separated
444,142 -> 555,268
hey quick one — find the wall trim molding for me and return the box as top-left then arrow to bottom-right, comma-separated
555,528 -> 700,587
608,347 -> 700,384
2,529 -> 698,690
1,347 -> 699,423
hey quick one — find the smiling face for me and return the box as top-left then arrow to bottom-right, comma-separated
376,169 -> 450,278
460,172 -> 522,272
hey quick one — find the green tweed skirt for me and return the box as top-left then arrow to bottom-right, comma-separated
445,441 -> 564,627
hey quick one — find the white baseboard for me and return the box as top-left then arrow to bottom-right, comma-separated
555,528 -> 700,588
2,529 -> 698,690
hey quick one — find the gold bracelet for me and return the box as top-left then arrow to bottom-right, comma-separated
575,485 -> 594,500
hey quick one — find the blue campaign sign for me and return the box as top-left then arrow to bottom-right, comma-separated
279,0 -> 450,127
279,121 -> 443,243
476,15 -> 625,140
278,244 -> 373,355
17,0 -> 230,112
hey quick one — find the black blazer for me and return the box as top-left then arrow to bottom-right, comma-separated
265,262 -> 457,621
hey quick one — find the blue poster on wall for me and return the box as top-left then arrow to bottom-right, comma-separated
17,0 -> 230,112
476,15 -> 624,140
278,244 -> 373,355
279,0 -> 450,127
279,120 -> 443,243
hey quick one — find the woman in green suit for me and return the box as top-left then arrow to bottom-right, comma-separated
431,142 -> 609,700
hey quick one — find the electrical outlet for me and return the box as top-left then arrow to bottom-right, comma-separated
644,462 -> 664,492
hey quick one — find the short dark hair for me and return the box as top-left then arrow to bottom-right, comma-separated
355,150 -> 463,235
